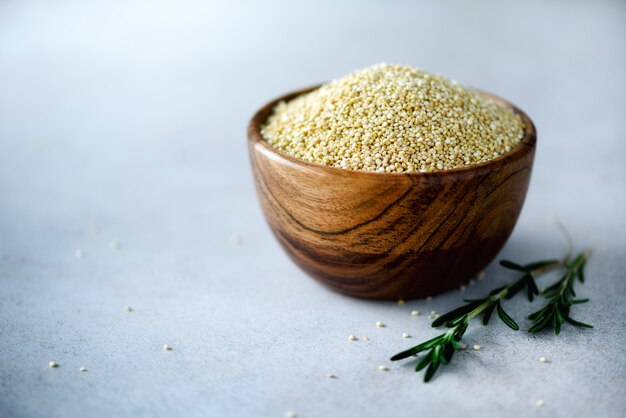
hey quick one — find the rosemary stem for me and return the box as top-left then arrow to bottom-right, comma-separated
530,260 -> 563,276
466,300 -> 495,322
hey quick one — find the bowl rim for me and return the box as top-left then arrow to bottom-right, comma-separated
248,85 -> 536,178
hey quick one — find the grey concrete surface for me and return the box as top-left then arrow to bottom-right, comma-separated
1,1 -> 625,417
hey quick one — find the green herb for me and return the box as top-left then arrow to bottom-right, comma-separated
528,250 -> 592,335
390,249 -> 592,382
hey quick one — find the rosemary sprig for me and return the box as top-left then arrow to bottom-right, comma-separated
528,249 -> 593,335
390,248 -> 593,382
390,259 -> 560,382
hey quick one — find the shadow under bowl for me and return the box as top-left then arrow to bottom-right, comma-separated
248,86 -> 536,300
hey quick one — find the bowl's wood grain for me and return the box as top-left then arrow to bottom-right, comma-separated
248,87 -> 536,299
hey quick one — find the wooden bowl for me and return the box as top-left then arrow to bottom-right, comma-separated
247,86 -> 536,300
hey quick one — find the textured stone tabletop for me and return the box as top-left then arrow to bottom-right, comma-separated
1,1 -> 625,417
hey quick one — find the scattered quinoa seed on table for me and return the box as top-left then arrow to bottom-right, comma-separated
261,63 -> 524,173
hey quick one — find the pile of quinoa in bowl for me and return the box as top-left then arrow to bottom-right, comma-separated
260,63 -> 524,173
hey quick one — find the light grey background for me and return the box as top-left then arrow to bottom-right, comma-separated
1,1 -> 625,417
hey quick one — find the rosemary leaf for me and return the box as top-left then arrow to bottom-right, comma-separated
499,260 -> 527,272
496,302 -> 520,331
